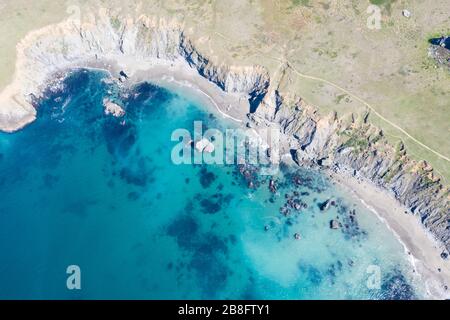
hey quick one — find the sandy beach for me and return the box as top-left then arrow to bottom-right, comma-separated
329,170 -> 450,299
123,58 -> 450,300
62,56 -> 251,125
156,64 -> 450,300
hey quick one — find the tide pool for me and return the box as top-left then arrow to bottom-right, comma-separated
0,70 -> 423,299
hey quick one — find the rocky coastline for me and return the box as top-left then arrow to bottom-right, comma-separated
0,10 -> 448,297
251,91 -> 449,255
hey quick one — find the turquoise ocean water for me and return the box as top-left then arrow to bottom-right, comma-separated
0,70 -> 422,299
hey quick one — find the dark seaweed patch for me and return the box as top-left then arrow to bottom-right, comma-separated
325,261 -> 345,285
123,82 -> 173,120
189,250 -> 230,297
196,193 -> 234,214
188,233 -> 230,297
198,167 -> 217,188
200,198 -> 221,214
298,263 -> 323,286
117,156 -> 154,187
166,214 -> 231,297
119,167 -> 147,187
166,214 -> 199,249
62,69 -> 92,93
195,233 -> 229,256
334,202 -> 368,241
127,191 -> 140,201
102,121 -> 137,157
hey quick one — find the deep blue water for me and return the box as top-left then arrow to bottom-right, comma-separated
0,70 -> 422,299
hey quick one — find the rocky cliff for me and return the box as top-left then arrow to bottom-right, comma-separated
0,11 -> 448,253
0,9 -> 269,132
251,89 -> 450,253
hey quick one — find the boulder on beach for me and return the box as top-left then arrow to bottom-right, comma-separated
330,220 -> 340,229
402,9 -> 411,18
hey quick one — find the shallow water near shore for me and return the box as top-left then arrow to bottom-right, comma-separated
0,70 -> 424,299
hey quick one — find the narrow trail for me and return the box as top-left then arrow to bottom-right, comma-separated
285,62 -> 450,163
214,31 -> 450,163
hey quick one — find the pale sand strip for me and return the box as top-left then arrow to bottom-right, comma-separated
131,61 -> 248,123
329,170 -> 450,300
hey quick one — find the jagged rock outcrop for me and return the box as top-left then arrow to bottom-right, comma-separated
252,96 -> 450,252
0,10 -> 269,132
0,10 -> 448,253
179,33 -> 269,104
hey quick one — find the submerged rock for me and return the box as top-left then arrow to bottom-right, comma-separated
280,206 -> 291,216
269,179 -> 277,193
236,163 -> 260,189
330,220 -> 340,229
103,98 -> 125,117
250,88 -> 450,252
319,198 -> 334,211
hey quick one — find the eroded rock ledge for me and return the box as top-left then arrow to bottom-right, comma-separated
0,9 -> 269,132
0,11 -> 448,253
252,90 -> 449,253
